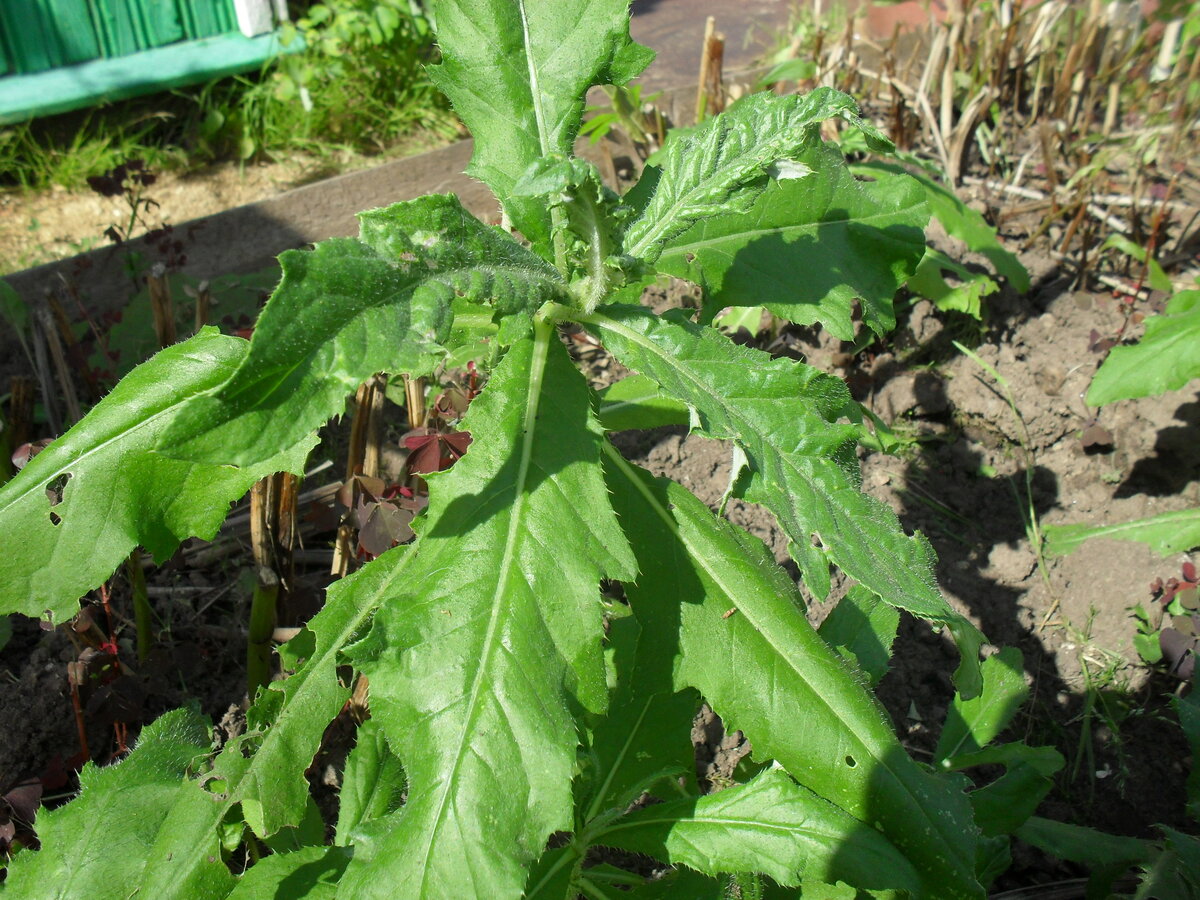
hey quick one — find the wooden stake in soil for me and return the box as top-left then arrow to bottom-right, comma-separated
39,305 -> 82,427
29,306 -> 64,434
695,17 -> 725,123
146,263 -> 176,348
8,376 -> 34,451
332,375 -> 387,576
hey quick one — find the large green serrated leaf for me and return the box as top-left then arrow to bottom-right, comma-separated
656,143 -> 928,340
623,88 -> 894,265
935,647 -> 1028,764
335,324 -> 636,899
604,452 -> 982,897
1044,507 -> 1200,557
582,305 -> 984,695
0,330 -> 310,623
817,585 -> 900,687
1087,290 -> 1200,405
597,767 -> 921,892
858,162 -> 1029,294
3,708 -> 215,900
226,846 -> 352,900
162,195 -> 562,467
429,0 -> 651,247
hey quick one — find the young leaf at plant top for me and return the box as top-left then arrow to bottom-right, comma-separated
622,88 -> 895,267
604,449 -> 982,897
0,329 -> 310,623
577,303 -> 985,696
333,325 -> 636,899
654,142 -> 929,340
2,708 -> 214,900
162,195 -> 565,468
512,155 -> 633,312
428,0 -> 652,250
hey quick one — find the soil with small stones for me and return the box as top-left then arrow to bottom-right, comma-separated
3,149 -> 1199,900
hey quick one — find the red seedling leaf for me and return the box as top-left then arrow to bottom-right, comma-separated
356,499 -> 416,558
1183,561 -> 1197,583
1087,329 -> 1116,354
403,432 -> 443,476
4,779 -> 43,825
12,439 -> 52,471
404,428 -> 473,476
1160,626 -> 1197,680
1080,423 -> 1114,451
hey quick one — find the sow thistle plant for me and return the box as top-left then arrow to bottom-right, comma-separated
0,2 -> 1067,898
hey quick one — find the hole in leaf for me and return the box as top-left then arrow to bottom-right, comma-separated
49,511 -> 62,526
46,473 -> 71,507
684,252 -> 696,263
844,755 -> 857,768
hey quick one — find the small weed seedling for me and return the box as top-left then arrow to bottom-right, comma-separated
0,2 -> 1102,898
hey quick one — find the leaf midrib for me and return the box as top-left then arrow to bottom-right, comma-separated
416,321 -> 553,892
517,0 -> 552,157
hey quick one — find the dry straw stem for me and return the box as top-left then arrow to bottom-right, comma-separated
696,16 -> 726,122
331,374 -> 386,576
146,263 -> 176,348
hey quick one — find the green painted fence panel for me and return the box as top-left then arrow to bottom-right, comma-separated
179,0 -> 238,39
0,0 -> 101,73
89,0 -> 184,58
0,0 -> 240,75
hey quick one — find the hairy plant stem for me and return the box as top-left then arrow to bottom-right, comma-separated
247,566 -> 280,698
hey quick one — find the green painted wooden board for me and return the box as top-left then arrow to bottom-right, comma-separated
0,31 -> 301,125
